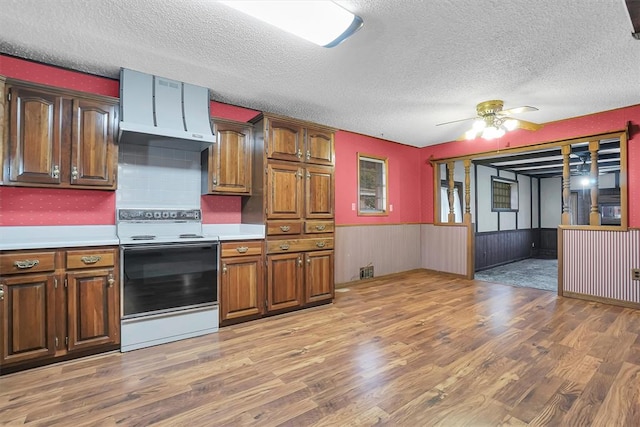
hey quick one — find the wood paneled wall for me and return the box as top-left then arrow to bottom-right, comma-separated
562,229 -> 640,305
540,228 -> 558,258
475,229 -> 536,271
335,224 -> 422,284
420,224 -> 468,275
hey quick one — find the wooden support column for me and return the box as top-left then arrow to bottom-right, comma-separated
463,159 -> 472,224
447,161 -> 455,223
589,140 -> 601,226
561,145 -> 572,225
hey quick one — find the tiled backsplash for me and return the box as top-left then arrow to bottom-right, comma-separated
117,144 -> 201,208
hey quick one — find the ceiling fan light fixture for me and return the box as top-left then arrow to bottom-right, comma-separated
504,119 -> 519,131
220,1 -> 363,47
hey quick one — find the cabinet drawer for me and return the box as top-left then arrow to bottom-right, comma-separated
267,221 -> 303,236
0,251 -> 56,274
304,220 -> 334,234
66,249 -> 115,269
267,237 -> 334,254
221,241 -> 263,258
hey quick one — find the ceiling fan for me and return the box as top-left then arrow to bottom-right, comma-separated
436,100 -> 543,140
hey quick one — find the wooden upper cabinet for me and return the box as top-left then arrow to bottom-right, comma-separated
4,82 -> 118,190
70,98 -> 117,187
8,87 -> 63,184
305,165 -> 335,219
266,117 -> 304,162
306,127 -> 334,165
202,119 -> 252,195
267,162 -> 303,219
0,273 -> 57,365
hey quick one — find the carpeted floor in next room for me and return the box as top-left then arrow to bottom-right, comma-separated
474,258 -> 558,292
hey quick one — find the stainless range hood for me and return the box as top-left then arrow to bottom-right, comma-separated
119,68 -> 215,152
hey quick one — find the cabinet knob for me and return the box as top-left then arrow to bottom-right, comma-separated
306,150 -> 311,160
0,285 -> 4,301
306,258 -> 311,264
14,259 -> 39,269
296,149 -> 302,159
222,263 -> 227,274
212,177 -> 217,185
71,166 -> 79,180
52,165 -> 60,179
107,274 -> 115,287
297,257 -> 302,267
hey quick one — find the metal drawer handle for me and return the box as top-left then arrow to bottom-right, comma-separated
71,166 -> 79,180
316,241 -> 326,248
296,149 -> 302,159
52,165 -> 60,179
81,255 -> 101,264
315,225 -> 326,231
306,150 -> 311,160
280,225 -> 290,232
14,259 -> 39,269
280,244 -> 290,250
0,285 -> 4,301
236,246 -> 249,254
107,274 -> 115,287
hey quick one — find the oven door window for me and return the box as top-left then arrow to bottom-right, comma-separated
122,243 -> 218,318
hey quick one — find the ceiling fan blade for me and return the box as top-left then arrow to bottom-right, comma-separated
435,116 -> 478,126
498,106 -> 538,116
513,119 -> 543,131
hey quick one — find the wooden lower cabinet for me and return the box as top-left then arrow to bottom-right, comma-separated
0,273 -> 57,365
0,246 -> 120,373
304,250 -> 334,304
267,253 -> 304,311
219,241 -> 265,324
66,268 -> 119,351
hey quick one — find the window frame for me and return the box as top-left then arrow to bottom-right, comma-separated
491,176 -> 519,212
357,153 -> 389,216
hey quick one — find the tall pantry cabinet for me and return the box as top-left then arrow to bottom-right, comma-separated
244,114 -> 335,315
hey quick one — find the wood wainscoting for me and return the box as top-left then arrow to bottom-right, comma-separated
335,224 -> 422,284
561,228 -> 640,307
475,229 -> 537,271
540,227 -> 558,258
2,270 -> 640,425
420,224 -> 468,276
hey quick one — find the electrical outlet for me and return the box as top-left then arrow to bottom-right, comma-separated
632,268 -> 640,281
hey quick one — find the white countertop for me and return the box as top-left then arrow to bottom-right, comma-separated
0,225 -> 119,250
0,224 -> 265,250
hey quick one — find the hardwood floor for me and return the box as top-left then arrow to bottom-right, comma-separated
2,270 -> 640,426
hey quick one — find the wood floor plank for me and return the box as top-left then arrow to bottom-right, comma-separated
1,269 -> 639,425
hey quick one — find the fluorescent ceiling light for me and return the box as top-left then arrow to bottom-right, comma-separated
220,1 -> 363,47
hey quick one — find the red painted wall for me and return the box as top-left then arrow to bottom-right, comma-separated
335,131 -> 422,225
420,104 -> 640,227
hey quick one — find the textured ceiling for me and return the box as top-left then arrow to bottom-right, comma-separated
1,0 -> 639,147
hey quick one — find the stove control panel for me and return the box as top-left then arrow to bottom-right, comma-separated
117,209 -> 201,222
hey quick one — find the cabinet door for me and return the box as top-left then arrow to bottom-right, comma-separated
70,98 -> 117,188
208,121 -> 252,194
305,127 -> 334,165
7,87 -> 63,184
305,165 -> 335,219
266,118 -> 304,162
220,255 -> 264,321
267,162 -> 303,219
66,269 -> 119,352
304,250 -> 334,304
267,253 -> 303,311
0,274 -> 56,365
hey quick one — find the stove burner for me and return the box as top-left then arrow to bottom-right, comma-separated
179,234 -> 204,239
131,235 -> 156,241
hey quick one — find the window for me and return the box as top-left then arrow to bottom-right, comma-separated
358,153 -> 388,215
491,176 -> 518,212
